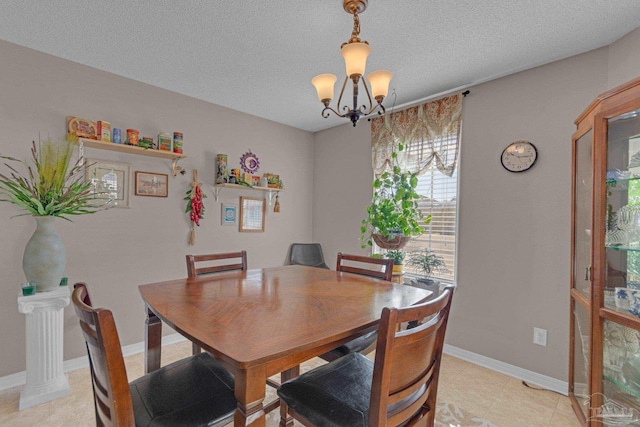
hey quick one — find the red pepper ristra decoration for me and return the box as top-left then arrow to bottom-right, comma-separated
185,169 -> 205,245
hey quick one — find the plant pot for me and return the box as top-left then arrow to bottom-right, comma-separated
22,216 -> 66,292
416,278 -> 440,287
392,264 -> 404,274
372,233 -> 410,250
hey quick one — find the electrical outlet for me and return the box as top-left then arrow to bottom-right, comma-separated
533,327 -> 547,347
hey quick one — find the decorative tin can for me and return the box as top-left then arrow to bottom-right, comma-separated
216,154 -> 228,184
126,129 -> 139,146
158,133 -> 172,151
173,132 -> 183,154
112,128 -> 122,144
97,121 -> 111,142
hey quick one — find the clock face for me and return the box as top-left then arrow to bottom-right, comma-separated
501,141 -> 537,172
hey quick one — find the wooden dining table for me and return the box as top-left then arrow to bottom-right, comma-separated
139,264 -> 432,427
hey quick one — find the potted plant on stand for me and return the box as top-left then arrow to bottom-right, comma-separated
384,249 -> 405,275
0,137 -> 111,292
407,249 -> 447,288
360,144 -> 430,250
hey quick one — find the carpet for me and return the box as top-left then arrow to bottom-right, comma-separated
263,398 -> 498,426
436,401 -> 499,427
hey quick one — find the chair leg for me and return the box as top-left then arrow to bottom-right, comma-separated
192,342 -> 202,355
279,365 -> 300,427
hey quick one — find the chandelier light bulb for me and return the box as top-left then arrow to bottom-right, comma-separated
341,42 -> 371,78
368,70 -> 393,100
312,74 -> 338,104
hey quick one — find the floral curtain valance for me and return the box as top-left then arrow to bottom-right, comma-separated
371,93 -> 462,177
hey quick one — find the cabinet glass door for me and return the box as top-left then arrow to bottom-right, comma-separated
573,303 -> 590,419
574,129 -> 593,297
606,109 -> 640,304
602,109 -> 640,422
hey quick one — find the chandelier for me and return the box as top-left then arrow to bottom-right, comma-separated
312,0 -> 392,127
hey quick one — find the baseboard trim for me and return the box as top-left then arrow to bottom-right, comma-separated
444,344 -> 568,396
0,334 -> 188,392
2,336 -> 567,396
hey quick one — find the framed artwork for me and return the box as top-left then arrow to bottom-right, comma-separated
221,203 -> 238,226
239,196 -> 265,232
85,159 -> 131,208
135,171 -> 168,197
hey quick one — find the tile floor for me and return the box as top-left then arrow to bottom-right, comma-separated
0,340 -> 581,427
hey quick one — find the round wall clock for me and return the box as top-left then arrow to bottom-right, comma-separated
500,141 -> 538,173
240,151 -> 260,174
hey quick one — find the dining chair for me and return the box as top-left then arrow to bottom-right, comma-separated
185,250 -> 285,411
336,252 -> 394,282
186,250 -> 247,277
287,243 -> 330,269
278,286 -> 455,427
71,282 -> 237,427
186,250 -> 247,355
318,253 -> 395,362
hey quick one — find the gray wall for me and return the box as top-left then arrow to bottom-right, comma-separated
312,28 -> 640,381
0,40 -> 314,377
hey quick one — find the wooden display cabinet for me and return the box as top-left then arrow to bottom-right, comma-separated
570,76 -> 640,425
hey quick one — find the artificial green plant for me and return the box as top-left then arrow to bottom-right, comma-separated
360,143 -> 430,248
0,137 -> 110,219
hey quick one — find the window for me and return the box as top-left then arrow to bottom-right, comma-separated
402,137 -> 458,284
371,94 -> 463,285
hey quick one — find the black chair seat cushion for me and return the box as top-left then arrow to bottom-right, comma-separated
278,352 -> 373,427
322,331 -> 377,360
130,352 -> 236,427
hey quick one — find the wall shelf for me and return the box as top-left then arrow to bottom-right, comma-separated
74,137 -> 187,176
211,183 -> 282,205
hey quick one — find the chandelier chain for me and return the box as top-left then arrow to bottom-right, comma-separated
351,12 -> 361,41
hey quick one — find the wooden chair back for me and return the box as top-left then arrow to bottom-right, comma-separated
72,282 -> 134,426
336,252 -> 394,282
369,286 -> 455,426
186,250 -> 247,277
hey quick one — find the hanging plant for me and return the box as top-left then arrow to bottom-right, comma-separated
360,143 -> 429,249
185,169 -> 205,245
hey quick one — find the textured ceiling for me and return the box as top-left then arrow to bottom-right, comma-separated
0,1 -> 639,132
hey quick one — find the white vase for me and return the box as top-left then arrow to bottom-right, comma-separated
22,216 -> 66,292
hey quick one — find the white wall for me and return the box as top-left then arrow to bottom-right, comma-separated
0,40 -> 315,377
313,28 -> 640,381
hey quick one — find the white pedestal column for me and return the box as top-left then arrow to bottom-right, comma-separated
17,286 -> 71,410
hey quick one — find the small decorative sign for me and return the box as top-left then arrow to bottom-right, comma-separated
221,203 -> 238,226
135,171 -> 168,197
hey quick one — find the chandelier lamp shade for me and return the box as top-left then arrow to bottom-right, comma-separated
312,0 -> 392,127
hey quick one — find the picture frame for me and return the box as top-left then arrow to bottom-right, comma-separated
221,203 -> 238,226
251,175 -> 261,187
85,159 -> 131,208
135,171 -> 169,197
239,196 -> 265,232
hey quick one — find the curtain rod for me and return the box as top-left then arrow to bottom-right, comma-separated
371,86 -> 471,121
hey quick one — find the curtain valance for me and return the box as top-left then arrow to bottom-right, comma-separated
371,93 -> 462,177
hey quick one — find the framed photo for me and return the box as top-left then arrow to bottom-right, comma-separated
239,196 -> 265,232
85,159 -> 131,208
251,175 -> 261,187
221,203 -> 238,226
135,171 -> 168,197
